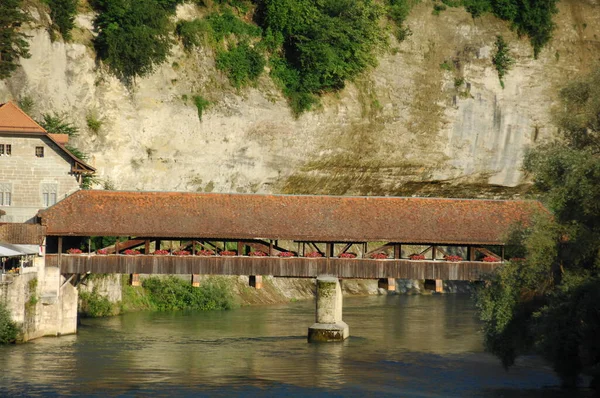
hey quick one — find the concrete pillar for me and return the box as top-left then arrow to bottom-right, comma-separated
130,273 -> 140,287
308,276 -> 349,342
249,275 -> 262,289
435,279 -> 443,293
378,278 -> 396,291
191,274 -> 200,287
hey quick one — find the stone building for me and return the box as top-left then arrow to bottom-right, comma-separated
0,102 -> 95,223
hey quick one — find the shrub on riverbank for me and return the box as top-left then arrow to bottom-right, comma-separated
79,288 -> 118,317
0,301 -> 20,344
142,276 -> 235,311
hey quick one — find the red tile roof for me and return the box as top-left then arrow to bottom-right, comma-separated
0,102 -> 95,173
39,191 -> 546,244
0,102 -> 46,133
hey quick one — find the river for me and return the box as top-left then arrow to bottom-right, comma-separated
0,294 -> 592,397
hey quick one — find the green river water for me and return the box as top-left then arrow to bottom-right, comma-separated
0,294 -> 593,397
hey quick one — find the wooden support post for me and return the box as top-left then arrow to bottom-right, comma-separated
501,246 -> 505,262
191,274 -> 200,287
192,241 -> 196,256
115,240 -> 119,255
394,244 -> 400,259
58,237 -> 63,267
269,240 -> 273,256
432,245 -> 437,260
363,242 -> 367,258
326,243 -> 332,258
297,241 -> 301,256
237,241 -> 243,256
156,240 -> 161,251
302,242 -> 306,257
130,273 -> 140,287
378,278 -> 396,291
249,275 -> 263,289
435,279 -> 443,293
145,240 -> 150,254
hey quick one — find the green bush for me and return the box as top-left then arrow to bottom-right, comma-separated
256,0 -> 385,115
0,301 -> 20,344
86,112 -> 103,134
176,9 -> 261,51
46,0 -> 78,41
461,0 -> 558,57
492,35 -> 514,88
216,41 -> 265,88
193,95 -> 210,120
175,19 -> 209,50
92,0 -> 176,83
38,113 -> 79,137
0,0 -> 31,80
142,276 -> 234,311
79,288 -> 116,317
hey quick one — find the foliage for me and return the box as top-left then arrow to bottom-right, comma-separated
0,301 -> 20,344
215,41 -> 265,88
142,276 -> 235,311
255,0 -> 385,115
175,19 -> 208,50
386,0 -> 416,40
79,288 -> 116,317
193,95 -> 210,120
0,0 -> 31,80
86,112 -> 103,134
46,0 -> 78,40
409,253 -> 425,260
460,0 -> 558,57
38,113 -> 79,136
278,251 -> 294,257
92,0 -> 176,83
476,68 -> 600,388
18,96 -> 34,114
492,35 -> 514,89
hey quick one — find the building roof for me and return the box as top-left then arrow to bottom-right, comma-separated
0,102 -> 95,174
38,191 -> 546,245
0,102 -> 46,133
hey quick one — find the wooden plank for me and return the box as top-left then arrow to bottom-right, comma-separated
51,254 -> 500,281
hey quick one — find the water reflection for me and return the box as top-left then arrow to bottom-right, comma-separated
0,295 -> 592,397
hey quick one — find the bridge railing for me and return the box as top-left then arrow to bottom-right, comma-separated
46,254 -> 502,281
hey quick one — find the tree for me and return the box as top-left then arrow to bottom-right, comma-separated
92,0 -> 174,83
476,68 -> 600,389
0,0 -> 31,80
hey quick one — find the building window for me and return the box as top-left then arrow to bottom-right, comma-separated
35,146 -> 44,157
0,183 -> 11,206
0,144 -> 8,156
41,183 -> 58,207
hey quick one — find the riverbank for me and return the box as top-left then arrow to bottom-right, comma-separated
78,274 -> 474,318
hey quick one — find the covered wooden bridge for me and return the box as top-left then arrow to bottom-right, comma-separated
37,191 -> 543,284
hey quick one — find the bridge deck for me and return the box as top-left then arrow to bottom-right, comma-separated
47,254 -> 500,280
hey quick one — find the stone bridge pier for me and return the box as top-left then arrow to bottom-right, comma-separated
308,276 -> 349,342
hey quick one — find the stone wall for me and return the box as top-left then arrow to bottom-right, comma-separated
0,257 -> 78,341
0,135 -> 81,223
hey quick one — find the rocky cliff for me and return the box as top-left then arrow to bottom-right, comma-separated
1,0 -> 599,197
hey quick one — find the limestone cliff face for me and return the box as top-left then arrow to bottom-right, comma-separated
1,0 -> 599,197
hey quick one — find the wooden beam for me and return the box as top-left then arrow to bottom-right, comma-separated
145,240 -> 150,255
394,243 -> 400,259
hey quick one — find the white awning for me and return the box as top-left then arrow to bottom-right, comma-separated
0,242 -> 39,257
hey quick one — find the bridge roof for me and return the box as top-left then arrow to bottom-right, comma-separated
38,190 -> 545,245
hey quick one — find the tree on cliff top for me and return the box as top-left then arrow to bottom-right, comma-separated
92,0 -> 176,83
476,68 -> 600,389
0,0 -> 30,80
